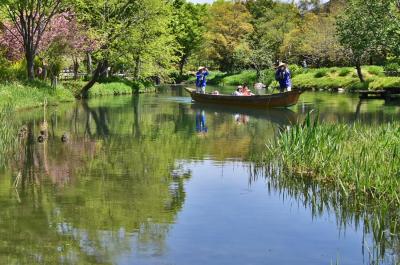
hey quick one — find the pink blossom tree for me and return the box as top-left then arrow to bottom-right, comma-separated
0,11 -> 96,80
1,0 -> 62,80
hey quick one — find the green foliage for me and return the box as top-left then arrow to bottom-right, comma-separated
171,1 -> 206,75
205,1 -> 253,72
288,64 -> 305,77
336,0 -> 399,81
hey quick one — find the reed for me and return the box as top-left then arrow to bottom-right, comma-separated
0,105 -> 18,168
261,113 -> 400,207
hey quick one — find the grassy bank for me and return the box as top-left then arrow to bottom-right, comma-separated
0,81 -> 74,110
257,115 -> 400,208
292,66 -> 400,91
189,66 -> 400,91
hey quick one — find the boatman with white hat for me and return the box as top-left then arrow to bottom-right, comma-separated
275,62 -> 292,93
195,67 -> 209,94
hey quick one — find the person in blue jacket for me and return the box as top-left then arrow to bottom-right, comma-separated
275,62 -> 292,92
195,67 -> 209,94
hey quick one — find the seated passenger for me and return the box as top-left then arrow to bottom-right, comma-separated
241,83 -> 254,96
233,86 -> 243,96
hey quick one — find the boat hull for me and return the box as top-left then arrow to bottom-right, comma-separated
184,88 -> 303,108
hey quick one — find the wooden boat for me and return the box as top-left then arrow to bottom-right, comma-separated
184,87 -> 303,108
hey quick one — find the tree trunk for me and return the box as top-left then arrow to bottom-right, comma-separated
79,60 -> 108,99
26,51 -> 35,81
256,68 -> 261,82
179,56 -> 188,77
51,76 -> 58,88
355,63 -> 364,83
134,56 -> 141,80
86,52 -> 93,76
73,59 -> 79,80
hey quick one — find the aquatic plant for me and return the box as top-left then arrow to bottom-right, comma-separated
261,113 -> 400,208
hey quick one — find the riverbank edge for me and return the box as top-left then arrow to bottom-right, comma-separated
185,66 -> 400,92
0,79 -> 156,111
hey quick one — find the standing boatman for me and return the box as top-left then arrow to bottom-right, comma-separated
275,62 -> 292,93
195,67 -> 209,94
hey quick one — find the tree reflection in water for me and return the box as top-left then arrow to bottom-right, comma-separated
249,165 -> 400,265
0,97 -> 191,264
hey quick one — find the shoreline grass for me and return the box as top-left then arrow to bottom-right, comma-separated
256,114 -> 400,208
0,81 -> 74,110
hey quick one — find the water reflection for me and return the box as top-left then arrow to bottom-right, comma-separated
195,110 -> 208,134
0,89 -> 399,264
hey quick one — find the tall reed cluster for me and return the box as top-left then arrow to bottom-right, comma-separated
0,105 -> 17,168
262,114 -> 400,206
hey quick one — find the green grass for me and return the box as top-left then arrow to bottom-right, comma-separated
259,114 -> 400,208
0,81 -> 74,110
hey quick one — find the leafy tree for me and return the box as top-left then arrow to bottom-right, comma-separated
74,0 -> 177,98
248,2 -> 300,62
0,0 -> 63,80
122,0 -> 178,84
205,0 -> 253,72
281,12 -> 348,66
172,0 -> 206,77
336,0 -> 397,82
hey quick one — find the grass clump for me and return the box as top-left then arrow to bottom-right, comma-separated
338,68 -> 352,77
366,65 -> 384,77
314,68 -> 329,78
261,114 -> 400,207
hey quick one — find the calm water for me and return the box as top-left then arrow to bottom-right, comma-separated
1,88 -> 400,265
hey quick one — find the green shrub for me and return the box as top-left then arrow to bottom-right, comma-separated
314,68 -> 328,78
259,69 -> 276,86
384,63 -> 400,73
366,65 -> 384,76
338,68 -> 352,77
222,70 -> 256,86
288,64 -> 304,77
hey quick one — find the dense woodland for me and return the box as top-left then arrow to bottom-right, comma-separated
0,0 -> 400,97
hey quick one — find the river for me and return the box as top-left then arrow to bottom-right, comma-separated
1,87 -> 399,265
